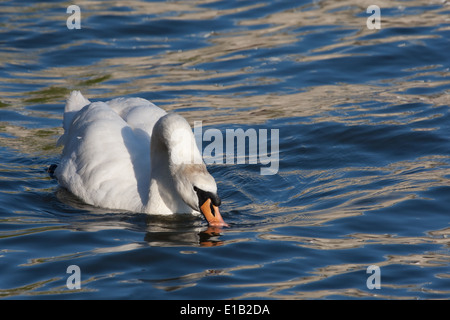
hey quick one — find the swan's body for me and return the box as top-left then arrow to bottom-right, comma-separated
55,91 -> 226,226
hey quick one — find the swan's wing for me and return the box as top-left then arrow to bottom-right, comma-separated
55,94 -> 166,212
57,91 -> 90,146
106,97 -> 167,138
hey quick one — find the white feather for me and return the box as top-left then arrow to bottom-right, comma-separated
55,91 -> 218,215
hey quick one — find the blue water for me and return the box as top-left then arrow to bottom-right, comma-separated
1,0 -> 449,300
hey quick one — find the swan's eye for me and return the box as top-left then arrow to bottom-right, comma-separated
211,194 -> 221,207
194,186 -> 221,211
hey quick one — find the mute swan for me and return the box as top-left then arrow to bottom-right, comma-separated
54,91 -> 227,227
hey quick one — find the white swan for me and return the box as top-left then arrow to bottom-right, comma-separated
54,91 -> 227,227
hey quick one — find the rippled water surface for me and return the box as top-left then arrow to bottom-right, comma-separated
1,0 -> 450,299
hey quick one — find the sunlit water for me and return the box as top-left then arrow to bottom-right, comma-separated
1,0 -> 449,299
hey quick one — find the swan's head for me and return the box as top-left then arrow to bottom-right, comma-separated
154,113 -> 228,227
175,163 -> 228,227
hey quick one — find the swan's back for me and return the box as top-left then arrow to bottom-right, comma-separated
55,91 -> 167,211
106,96 -> 166,135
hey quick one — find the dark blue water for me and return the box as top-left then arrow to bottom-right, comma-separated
1,0 -> 449,299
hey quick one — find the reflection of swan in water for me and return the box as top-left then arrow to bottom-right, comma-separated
144,215 -> 225,247
53,91 -> 227,227
55,187 -> 225,247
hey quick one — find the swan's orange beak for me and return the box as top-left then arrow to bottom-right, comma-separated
200,198 -> 228,227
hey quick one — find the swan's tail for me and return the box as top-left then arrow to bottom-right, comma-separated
57,91 -> 90,146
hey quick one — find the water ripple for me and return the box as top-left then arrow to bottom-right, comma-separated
0,0 -> 449,299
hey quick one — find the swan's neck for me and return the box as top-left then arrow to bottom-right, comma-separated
145,133 -> 194,214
